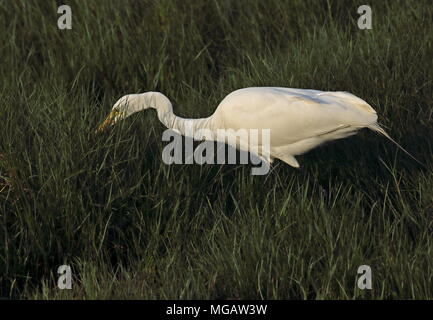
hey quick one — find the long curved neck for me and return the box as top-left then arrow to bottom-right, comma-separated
145,92 -> 214,138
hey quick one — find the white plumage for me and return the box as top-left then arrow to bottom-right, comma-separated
97,87 -> 416,168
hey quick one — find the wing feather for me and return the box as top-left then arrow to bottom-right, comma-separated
215,87 -> 377,148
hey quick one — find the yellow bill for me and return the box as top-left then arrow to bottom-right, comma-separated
95,109 -> 120,133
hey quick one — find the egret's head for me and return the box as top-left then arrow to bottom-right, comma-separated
96,94 -> 148,133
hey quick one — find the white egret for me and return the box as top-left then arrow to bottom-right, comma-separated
97,87 -> 419,167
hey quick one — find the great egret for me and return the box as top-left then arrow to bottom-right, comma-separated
97,87 -> 419,168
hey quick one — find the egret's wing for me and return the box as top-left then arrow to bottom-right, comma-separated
216,87 -> 377,147
210,87 -> 383,168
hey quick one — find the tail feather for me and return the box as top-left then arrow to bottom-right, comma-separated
368,123 -> 425,167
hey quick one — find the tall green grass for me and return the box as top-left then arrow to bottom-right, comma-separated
0,0 -> 432,299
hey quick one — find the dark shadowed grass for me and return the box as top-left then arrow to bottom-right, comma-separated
0,0 -> 432,299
